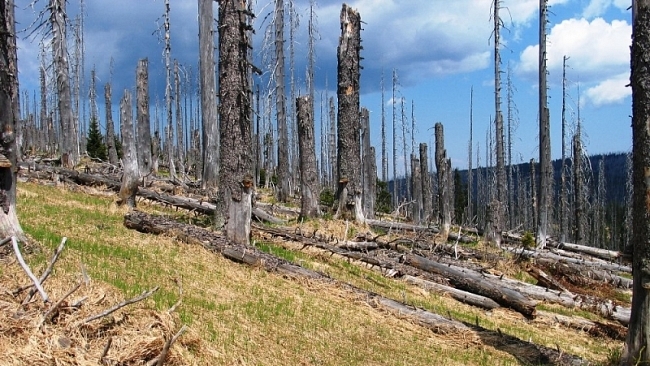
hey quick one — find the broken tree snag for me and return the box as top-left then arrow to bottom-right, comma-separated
215,0 -> 254,245
434,123 -> 450,238
225,175 -> 253,245
0,0 -> 24,240
296,95 -> 320,219
402,253 -> 537,318
118,90 -> 139,208
419,143 -> 432,223
136,58 -> 152,178
335,4 -> 364,224
361,108 -> 376,219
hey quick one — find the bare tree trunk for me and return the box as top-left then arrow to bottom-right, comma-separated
334,4 -> 364,224
530,158 -> 538,234
216,0 -> 254,245
559,55 -> 569,243
420,143 -> 432,223
164,0 -> 176,181
625,1 -> 650,361
296,95 -> 319,219
493,0 -> 506,234
0,0 -> 24,239
199,0 -> 218,189
392,69 -> 398,208
572,133 -> 585,244
435,122 -> 450,238
381,71 -> 388,183
174,59 -> 185,179
328,96 -> 336,190
361,108 -> 375,219
118,90 -> 138,208
51,0 -> 78,167
275,0 -> 290,202
136,58 -> 152,177
105,83 -> 118,164
467,87 -> 474,226
411,155 -> 422,223
537,0 -> 552,249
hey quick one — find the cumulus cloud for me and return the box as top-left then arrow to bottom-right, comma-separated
584,72 -> 630,106
582,0 -> 612,18
517,17 -> 630,83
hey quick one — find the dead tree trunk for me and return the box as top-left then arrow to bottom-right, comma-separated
51,0 -> 78,167
174,59 -> 185,179
105,83 -> 118,164
435,122 -> 450,237
537,0 -> 552,249
411,155 -> 422,223
361,107 -> 375,219
0,0 -> 25,239
573,133 -> 585,244
136,58 -> 152,177
625,0 -> 650,361
559,55 -> 569,243
334,4 -> 364,224
420,143 -> 432,223
215,0 -> 254,245
118,90 -> 138,208
199,0 -> 219,189
493,0 -> 506,235
296,95 -> 319,219
275,0 -> 290,203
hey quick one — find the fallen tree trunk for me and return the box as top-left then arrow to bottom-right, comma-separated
366,219 -> 440,234
548,240 -> 622,261
535,310 -> 626,341
536,257 -> 633,290
506,246 -> 631,273
124,210 -> 587,366
401,254 -> 538,318
402,275 -> 500,310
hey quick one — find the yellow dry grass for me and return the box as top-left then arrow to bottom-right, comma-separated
0,181 -> 622,365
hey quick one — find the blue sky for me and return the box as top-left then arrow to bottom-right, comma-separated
15,0 -> 632,173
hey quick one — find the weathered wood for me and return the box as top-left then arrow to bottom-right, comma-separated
199,0 -> 219,189
535,310 -> 626,341
401,254 -> 538,318
505,246 -> 631,273
136,58 -> 152,177
118,90 -> 139,208
124,211 -> 587,365
403,275 -> 501,310
536,257 -> 633,290
548,240 -> 622,261
366,219 -> 439,234
296,95 -> 320,219
526,264 -> 571,293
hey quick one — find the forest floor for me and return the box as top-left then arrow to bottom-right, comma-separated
0,171 -> 629,365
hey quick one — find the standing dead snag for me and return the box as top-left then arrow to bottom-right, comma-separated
118,90 -> 139,208
435,122 -> 450,238
335,4 -> 364,224
274,0 -> 290,203
625,0 -> 650,362
361,108 -> 376,219
296,96 -> 320,219
215,0 -> 254,245
0,0 -> 24,240
199,0 -> 219,189
136,58 -> 152,177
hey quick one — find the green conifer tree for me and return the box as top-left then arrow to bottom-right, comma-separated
86,117 -> 107,160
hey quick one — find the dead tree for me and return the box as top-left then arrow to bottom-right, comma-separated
420,143 -> 432,223
411,155 -> 422,223
625,1 -> 650,361
537,0 -> 552,248
381,71 -> 388,183
275,0 -> 290,202
199,0 -> 219,189
51,0 -> 78,167
467,87 -> 474,226
105,83 -> 118,164
334,4 -> 364,224
296,95 -> 319,219
174,60 -> 185,179
136,59 -> 152,177
118,90 -> 138,208
361,108 -> 375,219
164,0 -> 176,180
573,132 -> 585,244
492,0 -> 506,234
435,122 -> 450,238
559,55 -> 569,243
215,0 -> 254,245
0,0 -> 25,239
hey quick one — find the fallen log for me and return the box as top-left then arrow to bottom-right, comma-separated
536,257 -> 633,290
535,310 -> 626,341
402,275 -> 500,310
401,254 -> 538,318
124,211 -> 587,366
548,241 -> 622,261
505,246 -> 631,273
366,219 -> 440,234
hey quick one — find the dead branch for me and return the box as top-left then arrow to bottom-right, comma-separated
12,237 -> 49,302
39,281 -> 83,328
149,324 -> 189,366
100,337 -> 113,365
82,287 -> 159,324
21,237 -> 67,303
168,277 -> 183,313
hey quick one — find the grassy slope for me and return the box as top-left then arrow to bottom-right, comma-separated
14,182 -> 621,365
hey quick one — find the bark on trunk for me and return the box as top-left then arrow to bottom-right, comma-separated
402,254 -> 538,318
420,143 -> 432,223
51,0 -> 78,167
625,0 -> 650,361
104,83 -> 118,165
274,0 -> 290,203
411,155 -> 422,223
199,0 -> 219,189
537,0 -> 552,249
0,0 -> 24,239
435,123 -> 450,237
215,0 -> 254,245
296,95 -> 320,219
118,90 -> 139,208
136,58 -> 152,177
335,4 -> 364,224
361,108 -> 375,219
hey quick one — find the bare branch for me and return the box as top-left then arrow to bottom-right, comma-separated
39,280 -> 82,328
12,237 -> 49,302
82,287 -> 159,324
20,237 -> 67,303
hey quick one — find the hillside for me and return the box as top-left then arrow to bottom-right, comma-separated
0,174 -> 628,365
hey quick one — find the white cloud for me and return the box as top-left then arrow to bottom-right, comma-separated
582,0 -> 612,18
613,0 -> 630,11
584,72 -> 630,106
517,17 -> 630,83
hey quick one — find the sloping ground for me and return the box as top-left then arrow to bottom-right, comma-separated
1,181 -> 623,365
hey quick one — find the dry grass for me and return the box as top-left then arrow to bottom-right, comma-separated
1,181 -> 623,365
